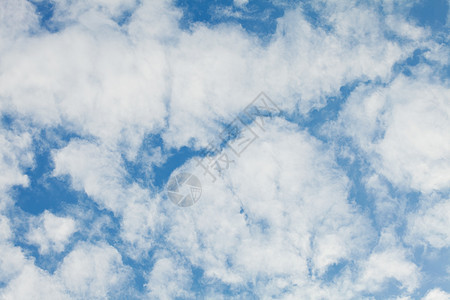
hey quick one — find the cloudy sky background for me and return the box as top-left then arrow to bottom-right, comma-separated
0,0 -> 449,298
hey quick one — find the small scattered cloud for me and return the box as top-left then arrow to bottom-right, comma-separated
26,211 -> 76,254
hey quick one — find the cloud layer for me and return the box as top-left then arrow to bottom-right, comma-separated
0,0 -> 449,298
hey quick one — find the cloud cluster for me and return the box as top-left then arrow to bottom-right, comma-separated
26,210 -> 76,254
0,242 -> 133,299
333,72 -> 450,193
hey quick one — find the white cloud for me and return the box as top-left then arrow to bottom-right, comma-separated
355,229 -> 420,293
364,173 -> 412,229
332,72 -> 450,193
423,288 -> 450,300
0,241 -> 69,300
1,0 -> 414,153
373,84 -> 450,193
407,197 -> 450,249
1,241 -> 133,299
0,129 -> 33,195
57,242 -> 133,299
52,141 -> 129,213
0,244 -> 28,288
51,140 -> 160,258
146,251 -> 193,299
2,0 -> 431,155
1,265 -> 69,300
0,4 -> 170,158
385,14 -> 429,41
0,215 -> 12,241
26,211 -> 77,254
233,0 -> 249,7
119,187 -> 160,258
0,0 -> 39,40
163,118 -> 374,297
163,3 -> 413,148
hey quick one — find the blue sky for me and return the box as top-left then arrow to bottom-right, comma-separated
0,0 -> 449,299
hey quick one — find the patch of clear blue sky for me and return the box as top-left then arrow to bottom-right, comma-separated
11,0 -> 450,296
29,0 -> 57,32
12,126 -> 82,215
174,0 -> 287,43
410,0 -> 449,31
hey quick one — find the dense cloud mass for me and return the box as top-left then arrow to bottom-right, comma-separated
0,0 -> 449,299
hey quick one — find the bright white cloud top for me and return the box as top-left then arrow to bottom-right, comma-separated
0,0 -> 449,299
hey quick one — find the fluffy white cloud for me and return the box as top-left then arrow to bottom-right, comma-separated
0,237 -> 69,300
0,241 -> 132,299
0,244 -> 28,288
1,264 -> 69,300
0,129 -> 33,195
162,2 -> 414,149
52,141 -> 129,213
51,140 -> 160,258
355,229 -> 420,293
332,71 -> 450,194
163,118 -> 374,297
1,0 -> 418,154
146,251 -> 193,299
328,61 -> 450,269
0,0 -> 38,40
364,173 -> 405,227
0,215 -> 12,241
57,242 -> 133,299
407,197 -> 450,249
26,210 -> 76,254
423,288 -> 450,300
0,2 -> 170,158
